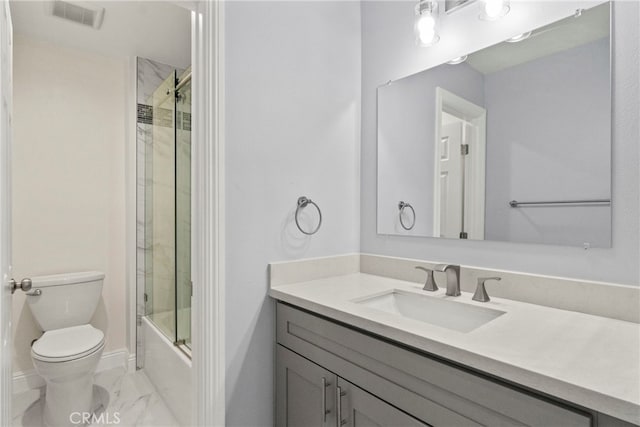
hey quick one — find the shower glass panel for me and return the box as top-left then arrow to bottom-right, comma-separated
144,68 -> 192,350
146,71 -> 177,340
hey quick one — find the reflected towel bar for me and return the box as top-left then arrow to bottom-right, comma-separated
398,201 -> 416,230
509,199 -> 611,208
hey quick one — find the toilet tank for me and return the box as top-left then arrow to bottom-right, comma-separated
26,271 -> 104,331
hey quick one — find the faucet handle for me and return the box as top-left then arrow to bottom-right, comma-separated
472,277 -> 501,302
415,266 -> 438,292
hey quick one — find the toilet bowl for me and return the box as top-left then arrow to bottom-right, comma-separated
25,272 -> 105,427
32,325 -> 105,427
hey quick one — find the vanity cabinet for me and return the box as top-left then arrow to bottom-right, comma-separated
277,345 -> 426,427
275,302 -> 625,427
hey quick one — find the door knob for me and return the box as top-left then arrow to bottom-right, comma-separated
10,278 -> 32,294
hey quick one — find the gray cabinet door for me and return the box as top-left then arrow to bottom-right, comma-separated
277,345 -> 337,427
337,378 -> 428,427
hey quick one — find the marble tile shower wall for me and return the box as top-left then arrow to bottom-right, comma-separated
136,58 -> 183,354
151,118 -> 176,319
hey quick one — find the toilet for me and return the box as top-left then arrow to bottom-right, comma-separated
25,271 -> 106,427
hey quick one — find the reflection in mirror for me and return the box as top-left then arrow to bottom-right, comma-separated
377,3 -> 611,247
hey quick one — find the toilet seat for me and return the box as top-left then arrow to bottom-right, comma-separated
32,324 -> 105,363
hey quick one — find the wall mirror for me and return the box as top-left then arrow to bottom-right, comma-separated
377,3 -> 611,247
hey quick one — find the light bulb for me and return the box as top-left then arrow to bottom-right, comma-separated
480,0 -> 510,21
417,14 -> 437,45
414,1 -> 439,47
485,0 -> 503,18
417,14 -> 436,32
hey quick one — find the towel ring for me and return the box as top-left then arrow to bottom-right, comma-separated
295,196 -> 322,235
398,201 -> 415,230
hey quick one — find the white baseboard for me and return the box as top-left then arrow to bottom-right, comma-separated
12,348 -> 135,395
12,369 -> 44,394
127,352 -> 137,373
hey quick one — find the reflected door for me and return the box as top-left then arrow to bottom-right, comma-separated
439,122 -> 463,238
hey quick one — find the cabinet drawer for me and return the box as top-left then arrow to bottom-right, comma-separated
277,302 -> 592,427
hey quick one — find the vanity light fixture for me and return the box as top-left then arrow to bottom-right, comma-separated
479,0 -> 510,21
415,0 -> 440,47
506,31 -> 532,43
415,0 -> 513,47
447,55 -> 468,64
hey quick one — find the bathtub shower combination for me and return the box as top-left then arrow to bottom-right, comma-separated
136,58 -> 192,425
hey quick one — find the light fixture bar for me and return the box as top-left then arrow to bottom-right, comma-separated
444,0 -> 477,14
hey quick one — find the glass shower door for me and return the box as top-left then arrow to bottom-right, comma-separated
143,68 -> 191,351
145,71 -> 177,341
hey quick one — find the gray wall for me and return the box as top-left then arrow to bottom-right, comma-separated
377,63 -> 484,236
484,38 -> 611,247
224,2 -> 361,425
361,1 -> 639,285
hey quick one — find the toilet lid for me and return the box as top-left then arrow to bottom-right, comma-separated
32,324 -> 104,362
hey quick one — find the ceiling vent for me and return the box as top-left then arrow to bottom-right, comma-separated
48,0 -> 105,30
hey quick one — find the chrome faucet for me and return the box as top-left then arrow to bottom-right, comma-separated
434,264 -> 461,296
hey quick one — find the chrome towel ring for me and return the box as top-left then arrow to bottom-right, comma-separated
295,196 -> 322,235
398,201 -> 415,230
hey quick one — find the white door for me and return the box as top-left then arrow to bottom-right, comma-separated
438,122 -> 463,238
0,0 -> 12,423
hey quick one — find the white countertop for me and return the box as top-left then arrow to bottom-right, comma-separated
269,273 -> 640,425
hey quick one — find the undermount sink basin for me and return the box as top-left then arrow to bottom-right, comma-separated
354,290 -> 505,333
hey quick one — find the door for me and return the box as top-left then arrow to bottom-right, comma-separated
0,0 -> 12,424
337,378 -> 427,427
438,122 -> 463,239
277,345 -> 337,427
435,87 -> 486,241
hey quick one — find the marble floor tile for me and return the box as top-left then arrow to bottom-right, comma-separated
12,367 -> 179,427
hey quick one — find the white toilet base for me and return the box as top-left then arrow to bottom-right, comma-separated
32,344 -> 104,427
43,372 -> 94,427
